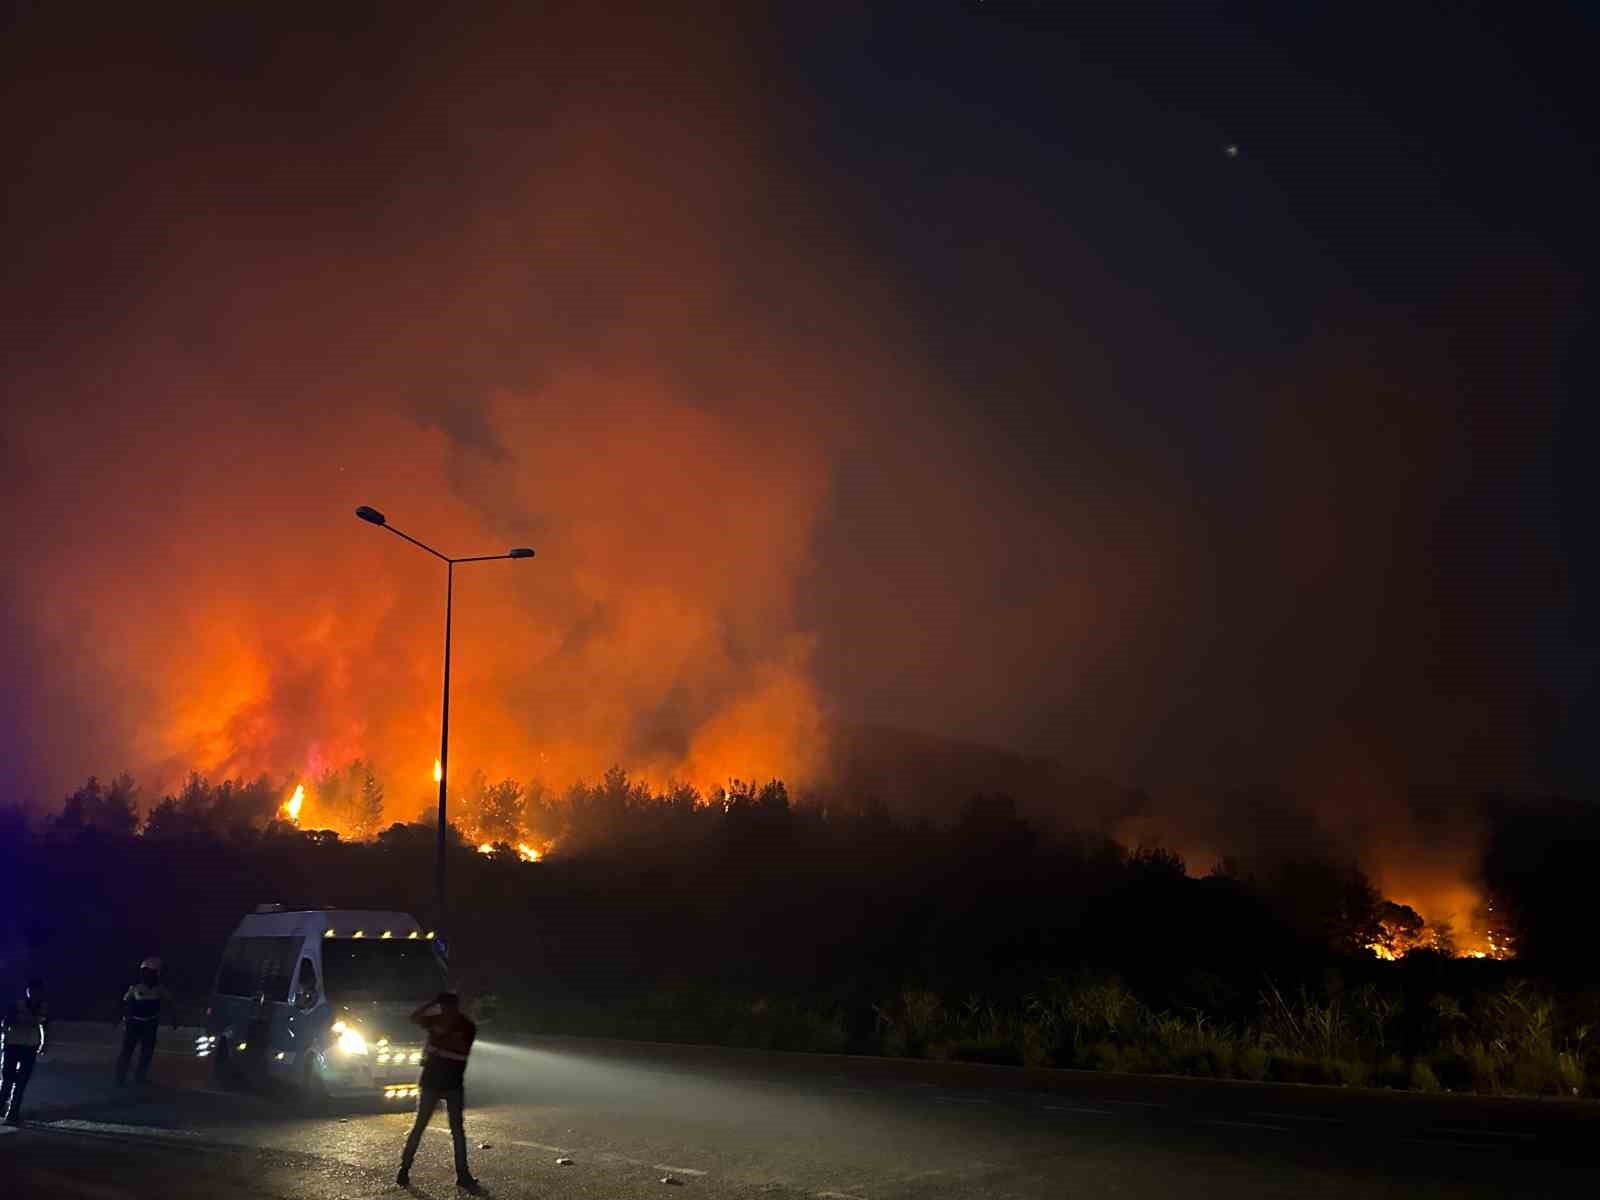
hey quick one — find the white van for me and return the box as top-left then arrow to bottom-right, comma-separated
197,905 -> 446,1102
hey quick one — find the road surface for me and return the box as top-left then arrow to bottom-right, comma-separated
5,1032 -> 1597,1198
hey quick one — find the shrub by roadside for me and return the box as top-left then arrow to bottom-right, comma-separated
499,972 -> 1597,1100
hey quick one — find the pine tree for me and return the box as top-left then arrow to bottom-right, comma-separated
353,768 -> 385,841
478,779 -> 525,844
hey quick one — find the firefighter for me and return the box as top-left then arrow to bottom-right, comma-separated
116,956 -> 174,1086
396,992 -> 479,1191
1,978 -> 49,1125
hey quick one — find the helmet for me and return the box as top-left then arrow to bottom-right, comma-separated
140,956 -> 162,972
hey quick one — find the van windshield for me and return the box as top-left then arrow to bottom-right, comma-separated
320,940 -> 445,1003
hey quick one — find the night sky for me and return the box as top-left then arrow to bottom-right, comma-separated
2,3 -> 1594,893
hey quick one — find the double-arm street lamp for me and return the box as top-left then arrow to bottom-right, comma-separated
355,505 -> 534,942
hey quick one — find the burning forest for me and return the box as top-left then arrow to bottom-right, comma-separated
2,1 -> 1592,1109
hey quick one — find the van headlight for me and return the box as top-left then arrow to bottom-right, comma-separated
331,1020 -> 368,1056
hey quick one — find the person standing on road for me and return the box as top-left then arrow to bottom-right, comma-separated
116,956 -> 174,1086
1,977 -> 49,1125
397,992 -> 479,1192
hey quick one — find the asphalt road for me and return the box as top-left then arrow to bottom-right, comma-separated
6,1034 -> 1599,1199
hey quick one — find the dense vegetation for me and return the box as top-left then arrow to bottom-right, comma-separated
3,769 -> 1597,1097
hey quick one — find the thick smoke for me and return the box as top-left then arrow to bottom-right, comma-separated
0,6 -> 1572,941
1,8 -> 856,800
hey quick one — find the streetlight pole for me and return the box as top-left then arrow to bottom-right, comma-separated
355,506 -> 534,945
438,557 -> 452,938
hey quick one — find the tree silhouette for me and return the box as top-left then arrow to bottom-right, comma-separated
54,774 -> 139,837
478,779 -> 525,843
352,767 -> 386,841
1373,900 -> 1426,957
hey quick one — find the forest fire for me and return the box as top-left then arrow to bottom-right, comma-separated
1367,937 -> 1514,963
474,840 -> 545,862
1365,909 -> 1516,962
280,783 -> 304,825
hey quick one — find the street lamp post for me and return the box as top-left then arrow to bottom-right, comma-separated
355,505 -> 534,943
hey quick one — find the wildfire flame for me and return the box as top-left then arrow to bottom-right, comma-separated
433,759 -> 443,783
280,783 -> 305,824
1367,920 -> 1515,963
474,840 -> 545,862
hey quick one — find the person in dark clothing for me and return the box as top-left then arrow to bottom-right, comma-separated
397,992 -> 479,1191
116,956 -> 174,1086
2,978 -> 49,1125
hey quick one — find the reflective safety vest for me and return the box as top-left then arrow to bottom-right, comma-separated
2,997 -> 47,1049
124,983 -> 165,1023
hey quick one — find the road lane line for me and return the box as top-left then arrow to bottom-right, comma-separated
930,1095 -> 992,1105
1248,1111 -> 1343,1125
1043,1105 -> 1114,1116
1203,1118 -> 1288,1133
44,1119 -> 201,1141
1098,1098 -> 1164,1108
503,1137 -> 567,1153
1430,1127 -> 1535,1142
1401,1138 -> 1499,1152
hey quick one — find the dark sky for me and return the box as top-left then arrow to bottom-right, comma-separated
781,2 -> 1595,796
1,0 -> 1594,856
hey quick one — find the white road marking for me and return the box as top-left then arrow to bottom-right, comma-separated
1043,1104 -> 1114,1116
501,1136 -> 567,1153
0,1125 -> 20,1136
1203,1118 -> 1288,1133
655,1162 -> 709,1176
930,1095 -> 991,1105
1098,1098 -> 1164,1109
44,1119 -> 201,1141
1401,1137 -> 1499,1152
1430,1127 -> 1535,1142
1248,1111 -> 1343,1125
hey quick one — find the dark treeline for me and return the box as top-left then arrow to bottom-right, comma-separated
4,769 -> 1598,1094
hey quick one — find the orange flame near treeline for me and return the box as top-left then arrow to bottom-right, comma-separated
4,11 -> 852,828
1,7 -> 1510,951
